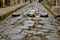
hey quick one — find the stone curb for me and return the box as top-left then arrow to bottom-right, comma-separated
41,2 -> 56,16
0,2 -> 29,21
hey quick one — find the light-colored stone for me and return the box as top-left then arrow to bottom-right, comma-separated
4,17 -> 19,25
3,28 -> 22,35
30,28 -> 40,32
1,39 -> 5,40
16,26 -> 29,29
39,21 -> 49,24
43,25 -> 56,30
0,36 -> 1,39
10,35 -> 25,40
45,36 -> 58,40
24,20 -> 34,27
40,29 -> 50,33
36,25 -> 43,28
45,33 -> 59,40
4,25 -> 14,29
35,16 -> 40,18
0,26 -> 3,28
26,36 -> 42,40
40,13 -> 48,16
24,30 -> 36,35
34,31 -> 45,36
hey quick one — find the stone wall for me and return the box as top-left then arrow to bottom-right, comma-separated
43,0 -> 60,6
0,0 -> 28,7
0,0 -> 5,7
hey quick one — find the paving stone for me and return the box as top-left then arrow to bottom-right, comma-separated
0,28 -> 5,32
30,28 -> 40,32
10,34 -> 25,40
35,16 -> 40,18
26,36 -> 42,40
24,10 -> 35,17
45,33 -> 59,40
43,25 -> 56,30
56,26 -> 60,30
7,31 -> 27,40
39,21 -> 49,24
24,21 -> 34,27
0,36 -> 2,39
40,18 -> 49,22
4,17 -> 19,25
40,29 -> 50,33
45,35 -> 58,40
32,17 -> 39,20
9,28 -> 22,34
1,39 -> 6,40
15,26 -> 29,30
4,25 -> 14,29
0,26 -> 3,28
40,13 -> 48,16
3,28 -> 22,35
34,31 -> 45,36
24,30 -> 36,35
0,2 -> 60,40
20,31 -> 28,36
36,25 -> 43,28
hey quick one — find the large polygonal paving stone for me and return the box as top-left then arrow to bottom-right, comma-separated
23,30 -> 36,35
4,17 -> 19,25
24,21 -> 34,27
45,33 -> 59,40
29,28 -> 41,32
4,25 -> 14,29
26,35 -> 45,40
15,26 -> 29,30
39,21 -> 50,24
3,28 -> 22,35
0,26 -> 4,28
42,25 -> 56,31
10,34 -> 25,40
36,25 -> 43,28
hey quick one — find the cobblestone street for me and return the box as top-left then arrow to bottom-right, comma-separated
0,2 -> 60,40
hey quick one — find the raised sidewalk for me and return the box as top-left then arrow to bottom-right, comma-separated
0,2 -> 29,21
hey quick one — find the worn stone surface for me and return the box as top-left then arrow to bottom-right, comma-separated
3,28 -> 22,35
15,26 -> 29,30
10,34 -> 25,40
0,2 -> 60,40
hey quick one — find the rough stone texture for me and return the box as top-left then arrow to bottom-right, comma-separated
10,34 -> 25,40
15,26 -> 29,30
0,2 -> 60,40
3,28 -> 22,35
24,20 -> 34,27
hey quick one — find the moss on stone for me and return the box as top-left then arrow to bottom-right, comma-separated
0,2 -> 29,21
41,2 -> 56,16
